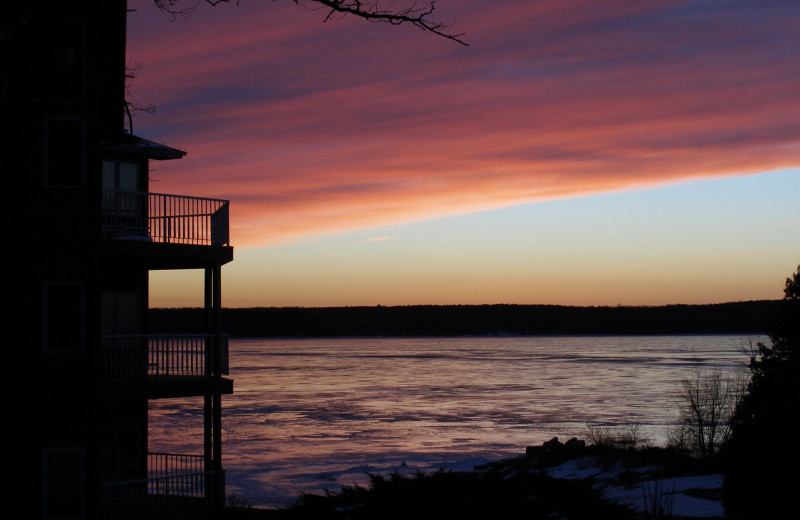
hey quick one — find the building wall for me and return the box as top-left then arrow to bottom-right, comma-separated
4,2 -> 133,518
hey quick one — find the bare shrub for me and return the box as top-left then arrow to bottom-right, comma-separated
226,493 -> 252,508
585,423 -> 618,447
585,419 -> 648,449
621,419 -> 649,448
642,479 -> 676,519
668,363 -> 742,457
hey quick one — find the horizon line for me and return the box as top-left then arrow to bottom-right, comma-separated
150,299 -> 782,310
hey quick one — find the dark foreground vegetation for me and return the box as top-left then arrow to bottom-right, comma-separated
219,438 -> 720,520
267,465 -> 636,519
721,266 -> 799,519
150,300 -> 780,337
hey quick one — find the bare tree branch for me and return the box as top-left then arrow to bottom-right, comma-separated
152,0 -> 467,45
124,62 -> 156,134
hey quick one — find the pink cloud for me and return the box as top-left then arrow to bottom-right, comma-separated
127,0 -> 800,247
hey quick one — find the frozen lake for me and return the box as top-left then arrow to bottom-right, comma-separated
149,335 -> 757,508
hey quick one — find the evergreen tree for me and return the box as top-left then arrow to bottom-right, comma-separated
722,264 -> 800,518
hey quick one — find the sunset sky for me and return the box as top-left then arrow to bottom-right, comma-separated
125,0 -> 800,308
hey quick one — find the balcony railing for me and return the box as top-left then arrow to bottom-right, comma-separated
102,190 -> 230,246
101,453 -> 223,520
148,453 -> 205,481
103,334 -> 229,382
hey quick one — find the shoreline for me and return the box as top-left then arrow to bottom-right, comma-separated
150,301 -> 780,338
223,438 -> 727,519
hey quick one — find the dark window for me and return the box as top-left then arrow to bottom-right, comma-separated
44,283 -> 84,353
44,449 -> 84,519
102,160 -> 140,192
101,292 -> 141,335
6,19 -> 85,100
102,160 -> 147,238
45,119 -> 84,187
56,20 -> 87,100
101,423 -> 140,482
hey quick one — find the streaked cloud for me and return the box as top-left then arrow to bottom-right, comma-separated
128,0 -> 800,248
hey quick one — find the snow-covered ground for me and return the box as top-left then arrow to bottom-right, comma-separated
546,456 -> 724,518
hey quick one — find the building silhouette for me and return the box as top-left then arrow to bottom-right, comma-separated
3,1 -> 234,518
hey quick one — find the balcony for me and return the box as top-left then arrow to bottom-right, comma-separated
103,334 -> 229,382
102,190 -> 230,247
101,453 -> 224,520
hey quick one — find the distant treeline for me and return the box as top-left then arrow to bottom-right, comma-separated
148,301 -> 782,337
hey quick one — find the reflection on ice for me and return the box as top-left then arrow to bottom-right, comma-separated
149,335 -> 755,508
